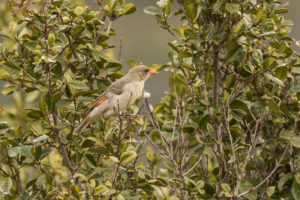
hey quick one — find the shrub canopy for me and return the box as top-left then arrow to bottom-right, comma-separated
0,0 -> 300,199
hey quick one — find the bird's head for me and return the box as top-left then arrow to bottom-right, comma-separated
128,65 -> 158,81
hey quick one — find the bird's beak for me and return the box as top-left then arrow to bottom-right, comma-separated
149,70 -> 158,75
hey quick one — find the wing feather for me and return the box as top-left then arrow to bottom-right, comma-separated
84,78 -> 126,115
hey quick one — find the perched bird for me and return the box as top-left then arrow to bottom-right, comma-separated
74,65 -> 158,134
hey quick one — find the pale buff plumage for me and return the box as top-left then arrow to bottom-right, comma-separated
74,65 -> 158,134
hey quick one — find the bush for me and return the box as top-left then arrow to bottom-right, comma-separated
0,0 -> 300,199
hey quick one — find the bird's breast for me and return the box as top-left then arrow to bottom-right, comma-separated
124,81 -> 144,103
110,81 -> 144,112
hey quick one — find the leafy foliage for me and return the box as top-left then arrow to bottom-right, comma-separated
0,0 -> 300,199
142,0 -> 300,199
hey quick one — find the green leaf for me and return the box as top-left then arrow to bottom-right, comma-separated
292,181 -> 300,200
33,135 -> 49,143
213,1 -> 222,11
74,6 -> 84,16
225,74 -> 236,89
2,85 -> 16,95
68,80 -> 88,90
109,156 -> 120,163
266,186 -> 275,197
56,99 -> 72,107
1,62 -> 21,74
252,50 -> 263,68
94,184 -> 108,195
278,173 -> 292,191
239,181 -> 257,200
221,183 -> 231,193
225,3 -> 240,13
184,3 -> 199,21
24,41 -> 37,52
120,150 -> 137,164
0,31 -> 14,40
292,67 -> 300,74
157,0 -> 173,15
143,6 -> 161,15
264,73 -> 284,86
123,3 -> 136,15
106,62 -> 122,74
117,194 -> 125,200
44,92 -> 57,113
279,130 -> 293,140
19,145 -> 33,157
268,101 -> 279,115
149,64 -> 163,71
0,176 -> 12,194
183,124 -> 196,133
71,25 -> 85,36
0,121 -> 8,130
127,60 -> 136,67
8,146 -> 20,157
230,100 -> 249,115
275,66 -> 288,81
291,136 -> 300,148
48,33 -> 55,46
18,191 -> 30,200
275,8 -> 288,14
17,21 -> 28,36
84,154 -> 97,169
227,43 -> 244,63
40,148 -> 52,159
39,97 -> 49,115
27,110 -> 43,119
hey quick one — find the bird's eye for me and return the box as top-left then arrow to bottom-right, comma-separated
144,69 -> 149,73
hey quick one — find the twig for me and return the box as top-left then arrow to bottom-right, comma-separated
212,45 -> 219,107
236,144 -> 290,198
235,124 -> 259,196
118,37 -> 123,61
106,19 -> 112,35
161,9 -> 189,47
143,131 -> 171,161
222,107 -> 239,193
66,31 -> 79,59
8,0 -> 20,20
184,156 -> 202,176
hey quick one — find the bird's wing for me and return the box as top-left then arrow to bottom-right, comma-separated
84,79 -> 126,114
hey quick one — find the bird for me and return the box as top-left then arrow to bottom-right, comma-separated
74,65 -> 158,134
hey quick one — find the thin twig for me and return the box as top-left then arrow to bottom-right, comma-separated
184,156 -> 202,176
118,37 -> 123,61
236,144 -> 290,198
8,0 -> 20,20
106,19 -> 112,35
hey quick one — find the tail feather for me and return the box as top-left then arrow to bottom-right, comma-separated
74,116 -> 90,134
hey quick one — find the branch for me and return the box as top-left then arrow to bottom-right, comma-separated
222,109 -> 239,188
183,156 -> 202,176
8,0 -> 20,20
66,31 -> 79,60
106,19 -> 112,35
212,45 -> 219,107
6,157 -> 23,193
236,144 -> 289,198
161,9 -> 189,47
234,123 -> 259,196
118,37 -> 123,61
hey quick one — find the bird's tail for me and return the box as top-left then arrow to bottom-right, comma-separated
74,116 -> 90,134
